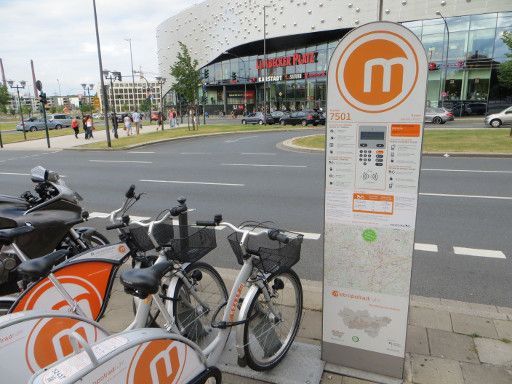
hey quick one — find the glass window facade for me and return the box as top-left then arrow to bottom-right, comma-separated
200,11 -> 511,116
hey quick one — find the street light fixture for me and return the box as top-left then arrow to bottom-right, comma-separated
436,11 -> 450,109
155,76 -> 166,130
8,80 -> 27,140
103,70 -> 121,139
223,51 -> 248,115
81,83 -> 94,110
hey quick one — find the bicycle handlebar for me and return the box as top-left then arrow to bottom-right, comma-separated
170,204 -> 188,217
106,222 -> 125,230
268,228 -> 290,244
125,184 -> 136,199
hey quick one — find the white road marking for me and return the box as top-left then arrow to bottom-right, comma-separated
222,163 -> 307,168
422,168 -> 512,174
414,243 -> 438,252
292,231 -> 321,240
88,212 -> 109,219
225,135 -> 258,143
419,192 -> 512,201
128,151 -> 155,154
453,247 -> 506,259
140,179 -> 245,187
89,160 -> 152,164
0,172 -> 30,176
180,152 -> 212,155
241,152 -> 276,155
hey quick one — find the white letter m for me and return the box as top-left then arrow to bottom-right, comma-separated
363,57 -> 407,93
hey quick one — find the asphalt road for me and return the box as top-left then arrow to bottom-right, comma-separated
0,130 -> 510,307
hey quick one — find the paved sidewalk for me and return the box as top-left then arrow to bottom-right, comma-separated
99,265 -> 512,384
1,123 -> 161,150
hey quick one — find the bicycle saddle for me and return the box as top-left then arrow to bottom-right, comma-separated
120,261 -> 173,299
0,225 -> 35,244
17,249 -> 69,281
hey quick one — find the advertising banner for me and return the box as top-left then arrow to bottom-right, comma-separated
322,21 -> 427,379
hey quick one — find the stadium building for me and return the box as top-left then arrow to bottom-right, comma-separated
157,0 -> 512,116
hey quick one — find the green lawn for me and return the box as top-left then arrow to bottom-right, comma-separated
292,135 -> 325,149
0,126 -> 106,145
77,124 -> 310,150
291,129 -> 512,153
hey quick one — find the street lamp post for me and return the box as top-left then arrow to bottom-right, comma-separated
133,70 -> 151,115
155,76 -> 166,130
223,51 -> 248,115
81,84 -> 94,112
436,11 -> 450,109
8,80 -> 27,140
103,71 -> 121,139
125,38 -> 137,111
91,0 -> 111,148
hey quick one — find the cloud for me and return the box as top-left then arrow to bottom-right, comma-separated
0,0 -> 197,97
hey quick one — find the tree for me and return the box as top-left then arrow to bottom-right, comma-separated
170,42 -> 201,130
0,85 -> 10,113
139,98 -> 151,113
498,31 -> 512,88
121,103 -> 130,112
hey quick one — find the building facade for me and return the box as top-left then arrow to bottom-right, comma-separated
98,81 -> 163,113
157,0 -> 512,116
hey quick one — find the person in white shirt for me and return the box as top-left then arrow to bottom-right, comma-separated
124,114 -> 132,136
132,111 -> 142,135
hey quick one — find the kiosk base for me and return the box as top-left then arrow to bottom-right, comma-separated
219,334 -> 325,384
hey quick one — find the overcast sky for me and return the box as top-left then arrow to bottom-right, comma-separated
0,0 -> 197,98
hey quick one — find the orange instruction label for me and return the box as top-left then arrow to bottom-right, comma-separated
391,124 -> 420,137
352,193 -> 394,215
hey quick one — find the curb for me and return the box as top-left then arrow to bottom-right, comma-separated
66,127 -> 318,151
278,135 -> 324,154
279,134 -> 512,158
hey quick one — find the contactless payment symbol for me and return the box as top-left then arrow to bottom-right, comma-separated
336,29 -> 419,113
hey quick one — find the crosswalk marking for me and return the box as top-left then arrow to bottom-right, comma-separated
414,243 -> 438,252
453,247 -> 506,259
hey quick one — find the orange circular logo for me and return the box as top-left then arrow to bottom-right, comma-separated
126,340 -> 187,384
25,317 -> 100,373
118,244 -> 127,254
336,30 -> 419,113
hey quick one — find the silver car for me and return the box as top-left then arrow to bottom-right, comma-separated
484,106 -> 512,127
424,107 -> 454,124
16,117 -> 59,132
48,114 -> 73,128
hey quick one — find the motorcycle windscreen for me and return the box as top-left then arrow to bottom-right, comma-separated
30,336 -> 206,384
11,260 -> 115,320
0,311 -> 108,383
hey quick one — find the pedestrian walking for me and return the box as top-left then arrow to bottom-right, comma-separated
85,115 -> 94,139
71,116 -> 80,139
82,115 -> 88,136
168,109 -> 174,129
132,111 -> 142,135
124,114 -> 133,136
173,109 -> 179,127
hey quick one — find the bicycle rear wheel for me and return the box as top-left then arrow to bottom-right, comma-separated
243,268 -> 302,371
172,262 -> 228,350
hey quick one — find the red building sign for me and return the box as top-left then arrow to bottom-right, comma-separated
256,51 -> 318,70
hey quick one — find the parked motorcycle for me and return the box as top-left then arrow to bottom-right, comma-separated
0,166 -> 108,295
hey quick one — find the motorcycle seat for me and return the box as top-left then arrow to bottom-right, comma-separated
120,261 -> 173,299
17,249 -> 69,281
0,226 -> 35,244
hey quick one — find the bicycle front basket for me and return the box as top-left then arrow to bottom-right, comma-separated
165,225 -> 217,263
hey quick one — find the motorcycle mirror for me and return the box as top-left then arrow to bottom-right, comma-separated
30,166 -> 47,183
82,211 -> 89,220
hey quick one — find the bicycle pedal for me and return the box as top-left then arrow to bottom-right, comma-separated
237,356 -> 247,367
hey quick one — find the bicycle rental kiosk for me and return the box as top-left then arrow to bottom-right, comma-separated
322,21 -> 428,382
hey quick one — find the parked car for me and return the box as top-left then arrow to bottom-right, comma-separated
16,117 -> 59,132
241,112 -> 274,125
279,110 -> 320,126
484,106 -> 512,127
150,111 -> 166,122
448,101 -> 487,116
424,107 -> 454,124
270,111 -> 286,120
48,114 -> 73,128
318,112 -> 326,125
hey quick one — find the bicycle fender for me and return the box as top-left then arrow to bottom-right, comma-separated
235,284 -> 260,360
164,262 -> 191,316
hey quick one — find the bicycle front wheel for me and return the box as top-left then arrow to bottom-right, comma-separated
243,269 -> 303,371
172,262 -> 228,350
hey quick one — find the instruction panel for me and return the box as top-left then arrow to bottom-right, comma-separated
322,21 -> 428,377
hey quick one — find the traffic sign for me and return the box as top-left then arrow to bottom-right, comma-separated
322,21 -> 428,380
